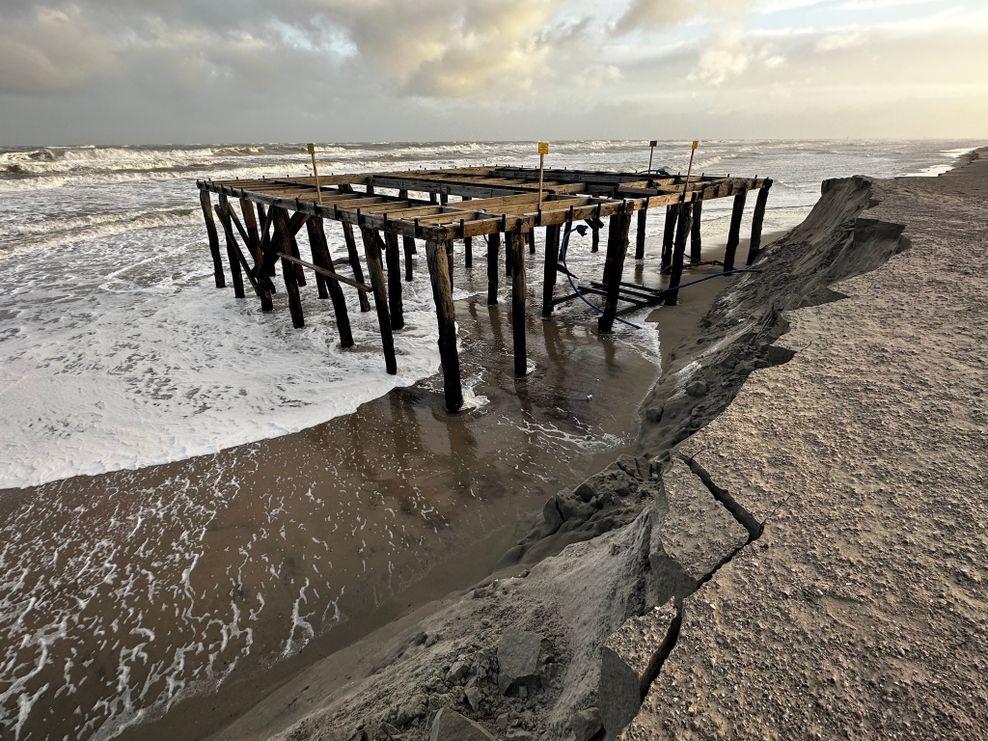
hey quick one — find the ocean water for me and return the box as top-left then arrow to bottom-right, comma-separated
0,139 -> 976,490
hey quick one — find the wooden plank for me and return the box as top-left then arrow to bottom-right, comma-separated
747,180 -> 772,265
276,253 -> 371,292
723,188 -> 748,271
425,238 -> 463,412
215,195 -> 245,299
542,224 -> 561,318
664,196 -> 695,306
305,218 -> 353,348
487,231 -> 500,305
342,221 -> 371,312
598,207 -> 632,333
199,189 -> 225,288
508,229 -> 527,377
359,227 -> 397,374
384,231 -> 405,330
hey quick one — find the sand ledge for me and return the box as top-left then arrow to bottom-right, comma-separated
212,149 -> 988,740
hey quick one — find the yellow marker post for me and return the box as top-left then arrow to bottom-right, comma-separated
648,139 -> 658,173
681,139 -> 699,200
537,141 -> 549,211
307,143 -> 322,204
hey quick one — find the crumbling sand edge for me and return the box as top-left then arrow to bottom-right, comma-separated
210,154 -> 977,740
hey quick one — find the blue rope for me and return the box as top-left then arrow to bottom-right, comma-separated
557,224 -> 763,331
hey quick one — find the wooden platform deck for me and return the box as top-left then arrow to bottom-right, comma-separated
196,165 -> 773,412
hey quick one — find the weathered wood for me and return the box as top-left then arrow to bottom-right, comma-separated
723,188 -> 748,271
306,218 -> 353,347
342,221 -> 371,312
445,239 -> 454,292
200,189 -> 226,287
360,227 -> 397,374
256,203 -> 277,278
277,253 -> 371,293
541,224 -> 561,318
598,207 -> 633,333
464,237 -> 473,269
590,224 -> 600,253
661,204 -> 677,271
425,239 -> 464,412
664,196 -> 695,306
215,195 -> 245,298
384,231 -> 405,330
487,232 -> 500,305
402,236 -> 415,281
690,199 -> 703,264
635,206 -> 647,262
528,227 -> 536,255
274,209 -> 305,327
508,229 -> 527,377
747,180 -> 772,265
287,226 -> 307,287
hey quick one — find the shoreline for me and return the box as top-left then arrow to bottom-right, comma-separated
205,150 -> 988,740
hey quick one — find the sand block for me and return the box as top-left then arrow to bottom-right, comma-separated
429,707 -> 495,741
600,601 -> 677,738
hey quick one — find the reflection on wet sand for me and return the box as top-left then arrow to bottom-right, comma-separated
0,261 -> 662,740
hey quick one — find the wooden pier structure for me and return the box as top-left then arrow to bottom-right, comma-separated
196,165 -> 772,412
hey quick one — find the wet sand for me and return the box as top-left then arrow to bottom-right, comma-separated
0,219 -> 771,739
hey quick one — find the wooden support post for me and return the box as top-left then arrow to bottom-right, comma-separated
342,222 -> 371,312
445,240 -> 454,292
590,222 -> 600,253
661,204 -> 677,271
440,190 -> 449,206
240,199 -> 273,311
398,189 -> 408,199
507,228 -> 528,377
747,180 -> 772,265
199,189 -> 225,287
690,199 -> 703,264
635,206 -> 647,262
425,238 -> 464,412
505,232 -> 513,277
402,236 -> 415,281
487,232 -> 500,305
541,224 -> 561,318
306,218 -> 353,347
429,191 -> 438,205
360,227 -> 397,374
528,227 -> 536,254
257,203 -> 276,278
215,195 -> 245,298
723,188 -> 748,271
598,207 -> 632,333
274,209 -> 305,327
287,226 -> 306,287
464,237 -> 473,269
664,196 -> 695,306
384,231 -> 405,330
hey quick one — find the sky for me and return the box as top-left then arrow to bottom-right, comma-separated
0,0 -> 986,145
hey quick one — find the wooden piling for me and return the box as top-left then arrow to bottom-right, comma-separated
342,221 -> 371,312
464,237 -> 473,269
199,189 -> 226,288
402,236 -> 415,281
445,240 -> 454,292
723,188 -> 748,271
528,227 -> 536,255
360,227 -> 397,374
487,232 -> 500,305
598,207 -> 632,333
425,238 -> 464,412
661,204 -> 677,271
635,206 -> 647,262
664,196 -> 695,306
690,199 -> 703,264
541,224 -> 561,318
256,203 -> 277,278
274,209 -> 305,327
384,231 -> 405,330
306,218 -> 353,347
215,195 -> 245,298
507,229 -> 527,377
287,227 -> 307,287
747,180 -> 772,265
591,224 -> 600,253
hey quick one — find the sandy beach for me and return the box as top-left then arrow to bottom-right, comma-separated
185,149 -> 988,740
